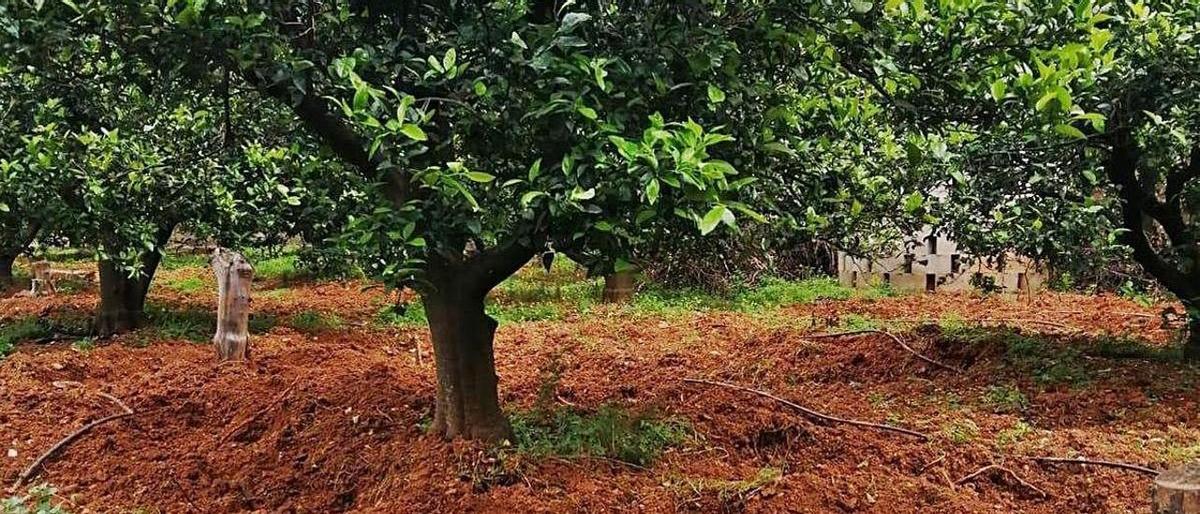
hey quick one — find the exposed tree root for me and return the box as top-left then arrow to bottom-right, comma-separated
806,329 -> 963,373
1031,456 -> 1160,476
682,378 -> 929,441
956,464 -> 1048,498
15,391 -> 134,488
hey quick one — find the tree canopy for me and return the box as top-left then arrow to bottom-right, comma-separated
3,0 -> 1198,439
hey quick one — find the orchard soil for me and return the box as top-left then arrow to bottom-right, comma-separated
2,264 -> 1198,513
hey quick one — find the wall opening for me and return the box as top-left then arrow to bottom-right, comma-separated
883,272 -> 891,285
851,271 -> 858,287
1017,272 -> 1028,292
904,254 -> 915,274
951,254 -> 961,274
925,273 -> 937,292
926,235 -> 938,254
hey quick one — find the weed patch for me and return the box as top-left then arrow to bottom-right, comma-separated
981,384 -> 1029,413
508,405 -> 689,466
3,484 -> 70,514
289,310 -> 344,333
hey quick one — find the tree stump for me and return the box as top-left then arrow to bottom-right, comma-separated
602,271 -> 636,303
212,248 -> 254,362
1154,461 -> 1200,513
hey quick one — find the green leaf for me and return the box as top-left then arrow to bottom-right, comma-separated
510,32 -> 528,50
473,81 -> 488,97
0,202 -> 8,213
560,12 -> 592,33
1055,124 -> 1086,139
903,191 -> 924,213
399,124 -> 427,141
353,86 -> 370,111
699,205 -> 728,235
577,106 -> 598,120
465,172 -> 495,183
528,159 -> 543,181
1035,91 -> 1057,112
990,79 -> 1007,102
521,191 -> 546,207
442,48 -> 457,72
570,187 -> 596,201
707,84 -> 726,104
645,178 -> 660,205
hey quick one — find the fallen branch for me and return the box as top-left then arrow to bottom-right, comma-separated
16,391 -> 134,487
805,329 -> 962,373
682,378 -> 929,441
1031,457 -> 1160,477
956,464 -> 1048,498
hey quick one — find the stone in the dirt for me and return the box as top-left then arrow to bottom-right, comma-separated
6,448 -> 16,458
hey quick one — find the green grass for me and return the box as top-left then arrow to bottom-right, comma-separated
995,420 -> 1034,447
3,484 -> 70,514
374,303 -> 428,327
981,384 -> 1029,413
487,303 -> 565,323
629,277 -> 891,316
161,276 -> 206,294
289,309 -> 343,333
254,254 -> 301,280
145,306 -> 214,342
0,318 -> 51,357
161,253 -> 210,270
508,405 -> 690,466
941,326 -> 1092,386
941,418 -> 980,444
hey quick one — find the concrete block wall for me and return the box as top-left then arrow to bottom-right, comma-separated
837,229 -> 1045,294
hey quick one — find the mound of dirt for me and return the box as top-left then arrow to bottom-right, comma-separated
1,290 -> 1195,513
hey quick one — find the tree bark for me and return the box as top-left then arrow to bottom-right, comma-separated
0,254 -> 13,287
1186,309 -> 1200,362
424,289 -> 513,442
417,241 -> 537,441
602,271 -> 636,303
212,248 -> 254,361
1153,461 -> 1200,513
94,225 -> 173,337
95,259 -> 153,337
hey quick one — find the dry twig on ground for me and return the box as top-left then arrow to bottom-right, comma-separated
682,378 -> 929,440
956,464 -> 1048,498
806,329 -> 963,373
15,391 -> 135,488
1031,457 -> 1160,476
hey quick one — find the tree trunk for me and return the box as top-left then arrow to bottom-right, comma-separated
423,288 -> 513,442
602,271 -> 636,303
94,227 -> 172,337
95,259 -> 153,337
1154,461 -> 1200,513
1186,309 -> 1200,362
0,254 -> 13,287
212,248 -> 254,361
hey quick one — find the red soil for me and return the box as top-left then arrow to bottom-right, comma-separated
1,284 -> 1196,513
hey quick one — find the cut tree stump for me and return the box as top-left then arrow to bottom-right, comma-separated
602,271 -> 635,303
1154,462 -> 1200,513
212,248 -> 254,362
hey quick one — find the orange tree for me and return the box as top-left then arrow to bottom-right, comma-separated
11,0 -> 941,439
